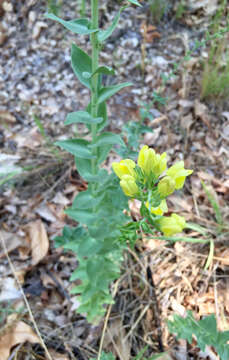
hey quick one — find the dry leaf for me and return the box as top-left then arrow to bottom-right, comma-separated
0,320 -> 40,360
35,204 -> 57,222
0,277 -> 21,301
194,100 -> 212,131
48,349 -> 69,360
0,230 -> 25,258
0,110 -> 16,123
52,192 -> 70,206
104,319 -> 131,360
26,220 -> 49,265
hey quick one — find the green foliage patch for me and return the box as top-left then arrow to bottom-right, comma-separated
168,311 -> 229,360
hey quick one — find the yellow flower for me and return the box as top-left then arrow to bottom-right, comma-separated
112,159 -> 136,179
158,214 -> 186,236
138,145 -> 167,178
152,152 -> 167,178
138,145 -> 155,176
120,175 -> 139,197
145,199 -> 168,215
158,176 -> 176,197
166,161 -> 193,189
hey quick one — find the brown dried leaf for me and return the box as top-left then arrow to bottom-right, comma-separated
35,204 -> 57,222
26,220 -> 49,265
194,100 -> 212,131
0,320 -> 40,360
0,230 -> 25,259
48,350 -> 69,360
104,319 -> 131,360
0,277 -> 21,301
0,110 -> 15,123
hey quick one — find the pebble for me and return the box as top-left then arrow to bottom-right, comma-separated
121,37 -> 139,49
151,56 -> 168,69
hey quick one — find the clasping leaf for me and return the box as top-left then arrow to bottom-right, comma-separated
64,111 -> 103,125
55,139 -> 95,159
45,13 -> 98,35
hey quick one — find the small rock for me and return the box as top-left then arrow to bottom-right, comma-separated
18,89 -> 34,102
32,21 -> 48,40
28,10 -> 36,25
178,99 -> 194,114
222,111 -> 229,121
42,97 -> 59,115
121,37 -> 139,49
223,124 -> 229,137
150,109 -> 163,118
2,1 -> 12,12
152,56 -> 168,69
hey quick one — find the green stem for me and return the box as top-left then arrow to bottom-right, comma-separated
80,0 -> 86,16
90,0 -> 99,176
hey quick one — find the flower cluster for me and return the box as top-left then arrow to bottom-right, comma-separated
112,145 -> 193,236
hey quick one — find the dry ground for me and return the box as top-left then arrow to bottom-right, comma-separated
0,0 -> 229,359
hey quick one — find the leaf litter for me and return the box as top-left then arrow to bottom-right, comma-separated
0,0 -> 229,359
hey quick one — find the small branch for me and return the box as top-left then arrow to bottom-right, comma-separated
0,232 -> 53,360
98,279 -> 120,360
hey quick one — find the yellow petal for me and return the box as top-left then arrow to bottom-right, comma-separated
120,175 -> 139,197
112,159 -> 136,179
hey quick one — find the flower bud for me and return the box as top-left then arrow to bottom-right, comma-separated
138,145 -> 156,176
166,161 -> 193,189
120,175 -> 139,198
158,213 -> 186,236
112,159 -> 136,179
138,145 -> 167,179
152,152 -> 167,178
145,199 -> 168,216
158,176 -> 175,197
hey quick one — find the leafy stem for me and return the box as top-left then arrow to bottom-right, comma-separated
90,0 -> 99,178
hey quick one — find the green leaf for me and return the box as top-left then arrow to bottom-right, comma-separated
77,237 -> 103,257
71,44 -> 92,88
90,132 -> 125,147
97,101 -> 108,131
97,145 -> 112,164
82,71 -> 91,79
75,157 -> 108,181
72,190 -> 104,209
87,101 -> 108,132
64,111 -> 103,125
91,66 -> 115,78
98,82 -> 132,104
126,0 -> 142,6
186,222 -> 209,235
55,139 -> 94,159
45,13 -> 98,35
98,6 -> 127,42
54,225 -> 86,248
99,352 -> 116,360
168,311 -> 229,360
66,208 -> 96,225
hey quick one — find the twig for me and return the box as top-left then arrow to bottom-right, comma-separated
146,265 -> 164,352
7,343 -> 23,360
123,304 -> 150,342
213,264 -> 220,325
98,279 -> 120,360
0,232 -> 53,360
41,167 -> 71,203
106,327 -> 125,360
